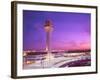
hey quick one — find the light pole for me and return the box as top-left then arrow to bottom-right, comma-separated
44,20 -> 54,66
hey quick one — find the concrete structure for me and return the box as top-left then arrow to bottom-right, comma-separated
44,20 -> 54,64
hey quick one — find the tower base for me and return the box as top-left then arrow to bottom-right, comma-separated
43,52 -> 54,67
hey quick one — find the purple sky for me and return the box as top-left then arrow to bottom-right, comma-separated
23,10 -> 91,51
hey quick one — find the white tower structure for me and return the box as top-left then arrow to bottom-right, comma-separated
44,20 -> 54,64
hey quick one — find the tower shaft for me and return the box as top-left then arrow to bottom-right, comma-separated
46,31 -> 51,53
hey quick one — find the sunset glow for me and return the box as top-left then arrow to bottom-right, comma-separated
23,10 -> 91,51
